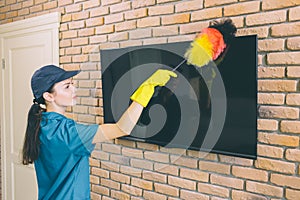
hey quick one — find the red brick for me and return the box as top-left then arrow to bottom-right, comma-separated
29,5 -> 42,13
268,52 -> 300,65
86,17 -> 104,27
180,190 -> 209,200
287,66 -> 300,78
153,25 -> 178,37
111,190 -> 130,200
271,173 -> 300,189
257,119 -> 278,131
132,177 -> 153,190
101,160 -> 119,172
91,167 -> 109,178
259,106 -> 299,119
286,93 -> 300,106
120,40 -> 143,48
22,0 -> 33,7
95,25 -> 114,34
154,183 -> 179,197
285,148 -> 300,162
91,185 -> 109,196
143,170 -> 167,183
246,10 -> 286,26
108,32 -> 128,42
115,139 -> 135,148
255,157 -> 295,174
271,22 -> 300,37
109,1 -> 131,13
219,155 -> 253,166
104,13 -> 123,24
131,0 -> 155,9
18,8 -> 29,16
144,151 -> 169,163
198,182 -> 230,198
121,184 -> 142,197
257,144 -> 284,158
162,13 -> 190,25
58,0 -> 73,6
88,194 -> 103,200
43,1 -> 57,10
143,191 -> 167,200
90,35 -> 107,44
262,0 -> 300,10
101,0 -> 121,6
120,166 -> 142,177
287,37 -> 300,50
137,16 -> 160,28
170,155 -> 198,168
143,38 -> 168,45
154,163 -> 179,176
115,20 -> 137,32
90,7 -> 109,17
286,188 -> 300,200
180,21 -> 209,34
280,120 -> 300,134
258,132 -> 299,147
168,176 -> 196,190
157,0 -> 179,3
91,150 -> 109,160
237,26 -> 269,38
148,5 -> 174,16
65,4 -> 82,13
289,6 -> 300,21
246,181 -> 283,197
232,166 -> 268,182
211,174 -> 244,189
175,0 -> 203,12
258,39 -> 285,52
136,142 -> 158,151
125,8 -> 147,20
258,80 -> 297,92
224,1 -> 260,16
262,88 -> 284,100
231,190 -> 268,200
180,168 -> 209,182
131,158 -> 153,170
199,161 -> 230,174
205,0 -> 237,7
191,7 -> 222,21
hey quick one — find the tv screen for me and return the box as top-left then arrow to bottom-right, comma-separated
100,35 -> 257,159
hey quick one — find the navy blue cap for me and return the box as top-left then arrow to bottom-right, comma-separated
31,65 -> 80,99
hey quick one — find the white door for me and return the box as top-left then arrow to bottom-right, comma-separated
0,12 -> 60,200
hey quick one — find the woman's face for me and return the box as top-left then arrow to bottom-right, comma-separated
51,78 -> 77,107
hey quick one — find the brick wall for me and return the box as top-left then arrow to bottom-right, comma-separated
1,0 -> 300,199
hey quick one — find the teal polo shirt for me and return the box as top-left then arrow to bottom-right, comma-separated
34,112 -> 98,200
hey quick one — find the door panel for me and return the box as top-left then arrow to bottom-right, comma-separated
0,12 -> 60,200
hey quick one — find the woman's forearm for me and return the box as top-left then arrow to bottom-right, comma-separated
92,101 -> 143,143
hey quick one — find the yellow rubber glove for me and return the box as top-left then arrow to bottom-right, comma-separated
130,69 -> 177,107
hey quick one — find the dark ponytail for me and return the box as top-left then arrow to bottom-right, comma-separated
22,98 -> 46,165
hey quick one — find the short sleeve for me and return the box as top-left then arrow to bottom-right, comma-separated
74,123 -> 99,155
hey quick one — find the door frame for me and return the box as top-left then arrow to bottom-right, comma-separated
0,12 -> 60,199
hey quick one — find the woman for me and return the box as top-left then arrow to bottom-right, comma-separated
22,64 -> 176,200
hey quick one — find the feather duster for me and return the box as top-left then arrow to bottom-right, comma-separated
183,19 -> 237,68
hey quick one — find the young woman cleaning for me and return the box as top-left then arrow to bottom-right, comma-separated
22,64 -> 177,200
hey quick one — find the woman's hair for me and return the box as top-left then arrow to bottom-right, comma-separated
22,88 -> 53,165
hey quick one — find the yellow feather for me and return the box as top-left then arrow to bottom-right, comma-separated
184,34 -> 213,67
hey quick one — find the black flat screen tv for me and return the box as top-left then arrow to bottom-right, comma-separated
100,35 -> 258,159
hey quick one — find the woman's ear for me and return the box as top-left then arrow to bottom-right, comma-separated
43,92 -> 54,102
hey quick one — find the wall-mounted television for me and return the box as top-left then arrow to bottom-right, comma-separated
100,35 -> 258,159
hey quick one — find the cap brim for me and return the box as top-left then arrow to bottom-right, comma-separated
56,70 -> 81,83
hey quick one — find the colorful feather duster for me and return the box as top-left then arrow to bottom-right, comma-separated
173,19 -> 237,71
